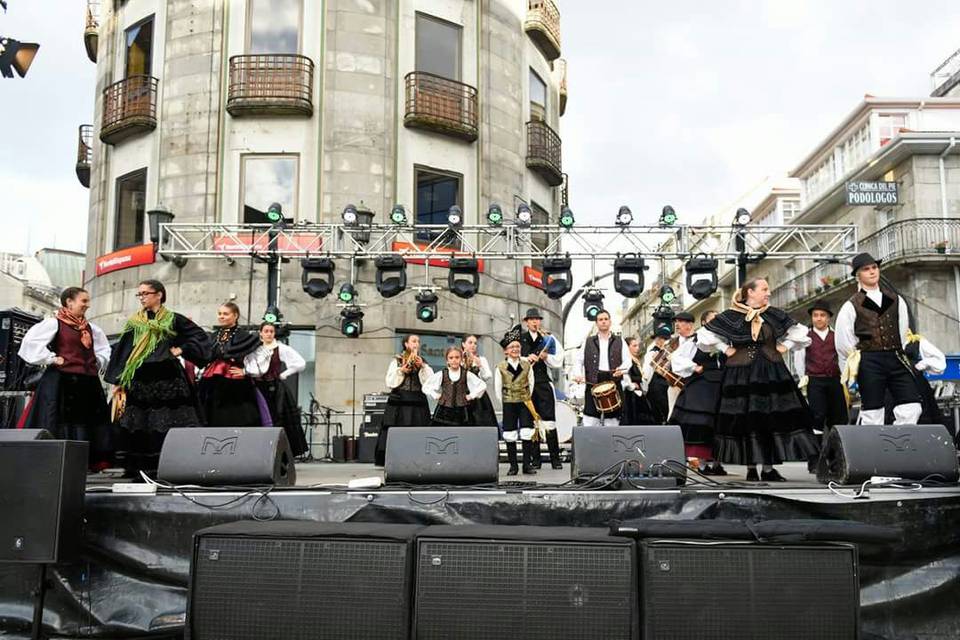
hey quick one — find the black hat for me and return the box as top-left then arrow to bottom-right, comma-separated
523,307 -> 543,320
807,300 -> 833,317
674,311 -> 695,322
851,252 -> 881,277
500,324 -> 522,349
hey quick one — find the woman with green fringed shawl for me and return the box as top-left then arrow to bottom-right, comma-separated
105,279 -> 211,477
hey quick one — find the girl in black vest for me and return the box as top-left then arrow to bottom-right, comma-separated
462,334 -> 498,426
423,346 -> 488,426
199,302 -> 263,427
376,334 -> 433,466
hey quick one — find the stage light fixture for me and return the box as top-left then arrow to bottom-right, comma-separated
340,306 -> 364,338
375,255 -> 407,298
0,37 -> 39,78
263,304 -> 282,324
735,207 -> 752,226
659,284 -> 676,304
447,205 -> 463,229
541,256 -> 573,300
338,283 -> 357,303
416,289 -> 439,322
390,204 -> 408,225
448,257 -> 480,299
685,255 -> 719,300
652,306 -> 675,336
582,289 -> 605,320
266,202 -> 284,224
615,206 -> 633,227
559,206 -> 575,228
516,203 -> 533,227
486,203 -> 504,226
301,257 -> 336,299
659,205 -> 678,226
613,254 -> 647,298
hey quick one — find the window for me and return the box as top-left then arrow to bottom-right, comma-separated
804,155 -> 836,202
125,16 -> 153,77
840,123 -> 871,173
114,169 -> 147,250
415,167 -> 462,244
415,13 -> 461,80
241,155 -> 298,223
878,114 -> 906,146
780,198 -> 801,222
248,0 -> 301,54
529,201 -> 551,270
877,209 -> 898,258
395,331 -> 462,373
529,68 -> 547,121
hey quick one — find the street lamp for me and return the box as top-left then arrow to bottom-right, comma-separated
146,205 -> 186,268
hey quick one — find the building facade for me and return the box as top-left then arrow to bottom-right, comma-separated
79,0 -> 570,424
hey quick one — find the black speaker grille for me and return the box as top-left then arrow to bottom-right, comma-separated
643,544 -> 858,640
191,536 -> 410,640
415,540 -> 635,640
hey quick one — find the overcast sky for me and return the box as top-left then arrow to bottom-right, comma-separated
1,1 -> 958,306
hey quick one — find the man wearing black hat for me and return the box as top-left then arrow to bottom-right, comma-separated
835,253 -> 921,425
793,300 -> 848,433
519,308 -> 564,469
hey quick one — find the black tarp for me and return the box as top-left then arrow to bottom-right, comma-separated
2,487 -> 960,639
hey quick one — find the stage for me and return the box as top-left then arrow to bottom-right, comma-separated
2,462 -> 960,639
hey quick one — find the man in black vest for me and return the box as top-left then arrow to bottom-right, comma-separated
793,300 -> 848,432
573,310 -> 631,426
835,253 -> 921,425
520,308 -> 564,469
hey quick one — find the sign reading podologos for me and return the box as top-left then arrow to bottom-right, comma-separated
845,181 -> 899,206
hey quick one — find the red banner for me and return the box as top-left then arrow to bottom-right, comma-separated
95,244 -> 156,276
212,233 -> 323,253
391,241 -> 485,272
524,266 -> 544,290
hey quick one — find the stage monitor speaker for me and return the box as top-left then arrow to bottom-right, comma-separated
158,427 -> 296,486
414,525 -> 638,640
817,424 -> 960,485
0,440 -> 87,563
385,426 -> 498,484
0,308 -> 41,391
642,541 -> 859,639
0,428 -> 53,440
187,521 -> 421,640
571,425 -> 685,482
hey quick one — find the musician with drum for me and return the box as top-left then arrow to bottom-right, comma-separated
572,310 -> 631,426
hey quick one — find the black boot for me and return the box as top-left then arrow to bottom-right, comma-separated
522,440 -> 537,475
546,429 -> 563,469
506,442 -> 519,476
531,438 -> 542,469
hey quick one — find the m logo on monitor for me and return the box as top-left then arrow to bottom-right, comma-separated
612,434 -> 645,453
425,436 -> 459,455
201,436 -> 239,455
879,433 -> 915,453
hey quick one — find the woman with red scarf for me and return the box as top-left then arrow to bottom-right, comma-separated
19,287 -> 113,470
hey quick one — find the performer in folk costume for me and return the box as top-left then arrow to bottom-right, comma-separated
642,325 -> 673,424
494,327 -> 538,475
376,334 -> 433,466
519,308 -> 564,469
462,334 -> 498,427
105,279 -> 211,476
669,311 -> 728,475
245,322 -> 308,457
698,277 -> 819,482
19,287 -> 113,470
793,300 -> 848,434
835,253 -> 922,425
423,346 -> 488,426
199,302 -> 263,427
572,310 -> 631,426
888,331 -> 947,429
620,336 -> 657,426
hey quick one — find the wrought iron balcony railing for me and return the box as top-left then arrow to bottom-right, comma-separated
404,71 -> 479,142
76,125 -> 92,188
526,120 -> 563,186
227,54 -> 314,117
770,217 -> 960,309
524,0 -> 561,61
100,75 -> 158,144
84,0 -> 99,62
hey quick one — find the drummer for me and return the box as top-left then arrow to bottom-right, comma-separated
572,310 -> 631,426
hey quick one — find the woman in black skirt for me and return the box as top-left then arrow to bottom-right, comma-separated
462,334 -> 498,426
375,334 -> 433,466
621,337 -> 657,425
423,346 -> 488,426
199,302 -> 261,427
698,278 -> 819,482
245,322 -> 309,457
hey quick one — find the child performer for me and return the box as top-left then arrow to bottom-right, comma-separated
423,346 -> 488,426
494,327 -> 538,476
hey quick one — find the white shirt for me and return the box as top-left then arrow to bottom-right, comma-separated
384,357 -> 434,389
18,316 -> 111,372
494,357 -> 536,402
526,332 -> 565,371
834,288 -> 910,373
696,323 -> 811,354
465,354 -> 493,381
669,334 -> 699,379
573,333 -> 631,380
244,343 -> 306,381
792,327 -> 832,378
422,367 -> 487,401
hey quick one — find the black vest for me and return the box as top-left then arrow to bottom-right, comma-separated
583,334 -> 623,385
520,331 -> 551,384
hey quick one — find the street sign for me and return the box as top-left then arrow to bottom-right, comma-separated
846,181 -> 899,206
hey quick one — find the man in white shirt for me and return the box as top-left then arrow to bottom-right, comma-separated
573,310 -> 631,426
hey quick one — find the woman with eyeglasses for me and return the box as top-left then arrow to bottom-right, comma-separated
105,279 -> 212,477
199,301 -> 262,428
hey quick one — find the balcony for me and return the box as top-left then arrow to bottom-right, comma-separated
84,0 -> 99,62
526,120 -> 563,186
403,71 -> 479,142
556,58 -> 568,116
100,75 -> 158,144
76,125 -> 92,188
524,0 -> 561,61
770,218 -> 960,309
227,54 -> 314,117
931,47 -> 960,97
